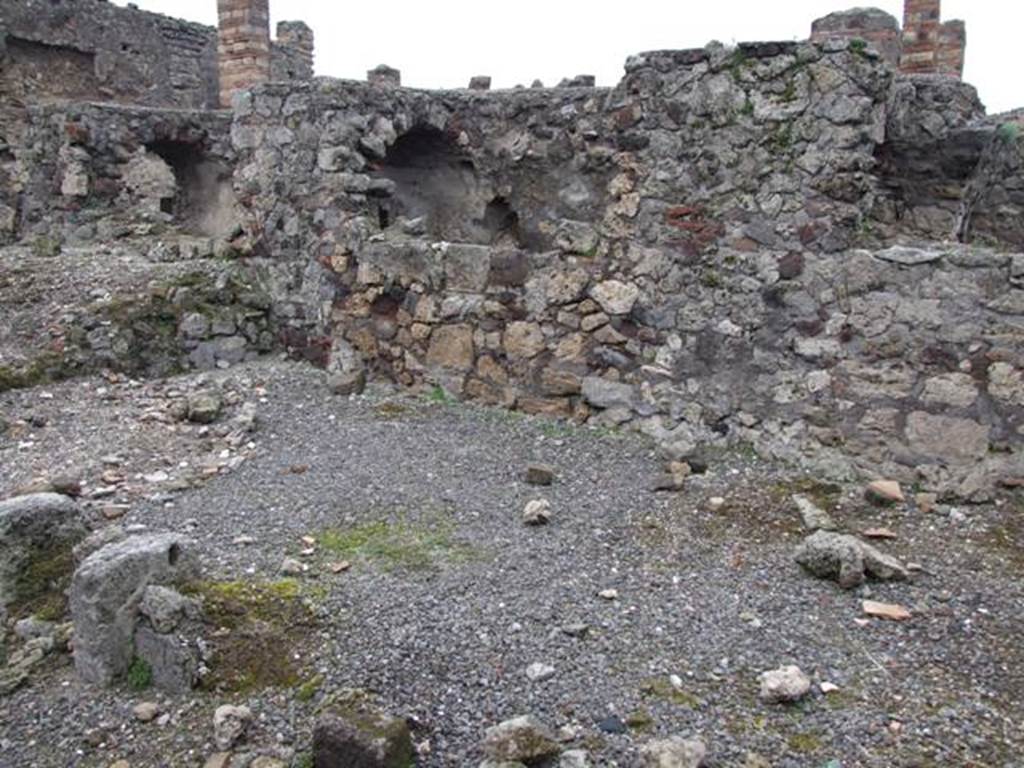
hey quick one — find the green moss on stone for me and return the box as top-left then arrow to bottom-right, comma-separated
9,541 -> 76,621
182,579 -> 317,693
127,656 -> 153,691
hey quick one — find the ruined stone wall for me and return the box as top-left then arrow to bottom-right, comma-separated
229,41 -> 1023,497
0,0 -> 219,110
0,0 -> 314,112
15,103 -> 239,244
810,8 -> 903,68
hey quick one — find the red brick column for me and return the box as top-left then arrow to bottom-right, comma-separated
900,0 -> 942,73
217,0 -> 271,108
900,0 -> 965,78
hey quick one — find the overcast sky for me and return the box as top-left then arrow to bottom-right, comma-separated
117,0 -> 1018,114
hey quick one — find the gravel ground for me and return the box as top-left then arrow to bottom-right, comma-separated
1,360 -> 1022,768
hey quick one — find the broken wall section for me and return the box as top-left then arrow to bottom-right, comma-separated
0,0 -> 315,111
230,42 -> 1022,497
16,103 -> 240,246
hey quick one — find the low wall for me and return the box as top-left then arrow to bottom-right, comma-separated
228,40 -> 1023,497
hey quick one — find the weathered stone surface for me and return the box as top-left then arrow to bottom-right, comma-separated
0,493 -> 88,615
426,325 -> 475,371
481,715 -> 562,764
581,377 -> 634,410
214,704 -> 252,751
795,530 -> 909,589
313,701 -> 415,768
921,373 -> 978,407
70,534 -> 199,686
793,495 -> 836,532
590,281 -> 640,315
989,362 -> 1024,406
905,412 -> 990,462
639,736 -> 707,768
504,322 -> 546,360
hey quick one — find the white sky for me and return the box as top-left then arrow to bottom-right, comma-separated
117,0 -> 1019,114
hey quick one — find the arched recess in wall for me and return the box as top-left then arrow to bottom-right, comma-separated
374,126 -> 522,247
144,139 -> 239,238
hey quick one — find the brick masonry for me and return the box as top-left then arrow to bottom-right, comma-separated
217,0 -> 272,108
900,0 -> 965,78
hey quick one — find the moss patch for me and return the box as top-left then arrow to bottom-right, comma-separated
183,579 -> 317,693
319,517 -> 478,573
787,731 -> 824,754
639,677 -> 701,709
769,477 -> 842,512
127,656 -> 153,691
9,541 -> 76,621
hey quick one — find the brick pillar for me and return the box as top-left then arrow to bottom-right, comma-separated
900,0 -> 942,74
936,20 -> 966,78
217,0 -> 271,108
276,21 -> 314,79
900,0 -> 965,78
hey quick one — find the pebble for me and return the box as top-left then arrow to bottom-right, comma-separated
758,665 -> 811,703
526,662 -> 556,682
523,499 -> 552,526
524,464 -> 556,486
280,558 -> 305,576
132,702 -> 160,723
598,589 -> 619,600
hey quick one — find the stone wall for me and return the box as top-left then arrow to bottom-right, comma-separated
0,0 -> 314,111
13,102 -> 239,245
229,41 -> 1023,497
810,8 -> 902,68
0,0 -> 219,110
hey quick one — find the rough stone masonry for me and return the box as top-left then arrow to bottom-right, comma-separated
0,0 -> 1021,501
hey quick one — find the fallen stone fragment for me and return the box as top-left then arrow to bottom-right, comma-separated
280,557 -> 305,576
598,589 -> 619,601
793,495 -> 837,532
639,736 -> 707,768
314,698 -> 414,767
915,493 -> 938,514
820,682 -> 840,694
329,561 -> 352,574
862,527 -> 897,540
525,662 -> 556,683
133,702 -> 161,722
328,369 -> 367,397
0,492 -> 89,614
481,715 -> 562,764
865,480 -> 904,505
524,464 -> 556,486
708,497 -> 726,510
758,665 -> 811,704
862,600 -> 911,621
203,754 -> 232,768
213,704 -> 252,751
187,392 -> 223,424
523,499 -> 552,526
794,530 -> 909,590
559,751 -> 592,768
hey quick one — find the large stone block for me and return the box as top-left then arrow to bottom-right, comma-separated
70,534 -> 200,686
0,493 -> 88,617
314,701 -> 414,767
905,412 -> 989,463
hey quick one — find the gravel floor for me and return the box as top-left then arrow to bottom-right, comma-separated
1,360 -> 1022,768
